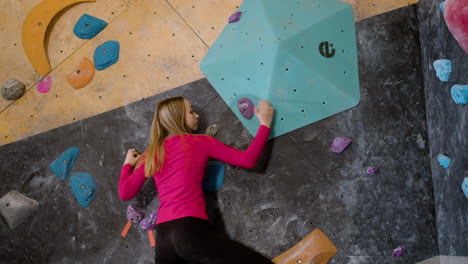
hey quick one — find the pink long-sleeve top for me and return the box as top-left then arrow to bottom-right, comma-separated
119,125 -> 270,224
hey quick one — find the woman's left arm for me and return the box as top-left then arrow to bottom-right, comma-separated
118,149 -> 147,200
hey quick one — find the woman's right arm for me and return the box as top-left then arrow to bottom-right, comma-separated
205,100 -> 274,168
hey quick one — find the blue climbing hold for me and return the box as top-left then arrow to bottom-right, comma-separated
94,41 -> 120,71
433,59 -> 451,82
451,84 -> 468,104
462,178 -> 468,199
437,153 -> 451,168
203,161 -> 225,191
440,2 -> 445,13
70,173 -> 97,208
73,14 -> 108,39
49,147 -> 80,180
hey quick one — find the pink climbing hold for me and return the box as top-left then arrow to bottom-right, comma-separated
36,75 -> 52,94
331,137 -> 353,154
444,0 -> 468,54
367,167 -> 379,175
229,11 -> 242,23
392,246 -> 406,257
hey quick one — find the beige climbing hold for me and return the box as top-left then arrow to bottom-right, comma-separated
66,57 -> 95,89
22,0 -> 96,76
272,229 -> 338,264
0,190 -> 39,229
206,124 -> 220,137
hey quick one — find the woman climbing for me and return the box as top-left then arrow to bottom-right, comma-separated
118,96 -> 275,264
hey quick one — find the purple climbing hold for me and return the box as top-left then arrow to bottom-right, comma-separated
229,11 -> 242,23
367,167 -> 379,175
237,97 -> 255,120
127,204 -> 145,224
140,210 -> 158,230
331,137 -> 353,154
392,246 -> 406,257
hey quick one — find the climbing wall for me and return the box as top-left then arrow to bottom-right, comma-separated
0,0 -> 418,146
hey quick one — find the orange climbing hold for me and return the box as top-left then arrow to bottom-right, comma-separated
66,57 -> 95,89
272,229 -> 338,264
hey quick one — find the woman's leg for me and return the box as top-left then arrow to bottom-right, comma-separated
170,217 -> 274,264
155,220 -> 191,264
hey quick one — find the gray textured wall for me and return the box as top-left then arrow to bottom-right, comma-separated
1,2 -> 466,264
417,0 -> 468,256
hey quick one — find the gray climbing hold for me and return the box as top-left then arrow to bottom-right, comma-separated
0,190 -> 39,229
1,79 -> 26,100
450,84 -> 468,104
433,59 -> 451,82
437,153 -> 451,168
206,124 -> 220,137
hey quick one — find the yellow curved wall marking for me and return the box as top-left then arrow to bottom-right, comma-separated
22,0 -> 96,76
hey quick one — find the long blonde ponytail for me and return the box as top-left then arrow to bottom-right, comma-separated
140,97 -> 192,177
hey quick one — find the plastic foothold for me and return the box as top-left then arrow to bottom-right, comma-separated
69,173 -> 97,208
440,2 -> 445,13
94,40 -> 120,71
433,59 -> 451,82
462,177 -> 468,199
237,97 -> 254,120
450,84 -> 468,104
437,153 -> 451,168
331,137 -> 353,154
67,57 -> 95,89
367,167 -> 379,175
2,79 -> 25,100
36,75 -> 52,94
127,204 -> 145,223
444,0 -> 468,54
392,246 -> 406,257
203,161 -> 225,192
140,210 -> 157,230
228,11 -> 242,23
49,147 -> 80,180
0,190 -> 39,229
73,14 -> 108,39
206,124 -> 220,137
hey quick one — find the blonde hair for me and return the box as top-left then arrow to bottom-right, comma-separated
139,97 -> 193,177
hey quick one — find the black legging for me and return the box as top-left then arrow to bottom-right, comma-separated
155,217 -> 274,264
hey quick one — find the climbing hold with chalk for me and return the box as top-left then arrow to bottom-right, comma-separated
206,124 -> 220,137
36,75 -> 52,94
0,190 -> 39,229
392,246 -> 406,257
1,79 -> 25,100
367,167 -> 379,175
450,84 -> 468,104
437,153 -> 451,168
127,204 -> 145,223
67,57 -> 95,89
462,178 -> 468,199
94,40 -> 120,70
73,14 -> 108,39
228,11 -> 242,23
140,210 -> 157,230
444,0 -> 468,54
69,172 -> 97,208
49,147 -> 80,180
203,161 -> 225,192
433,59 -> 451,82
331,137 -> 353,154
237,97 -> 255,120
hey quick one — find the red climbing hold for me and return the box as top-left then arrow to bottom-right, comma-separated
444,0 -> 468,54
